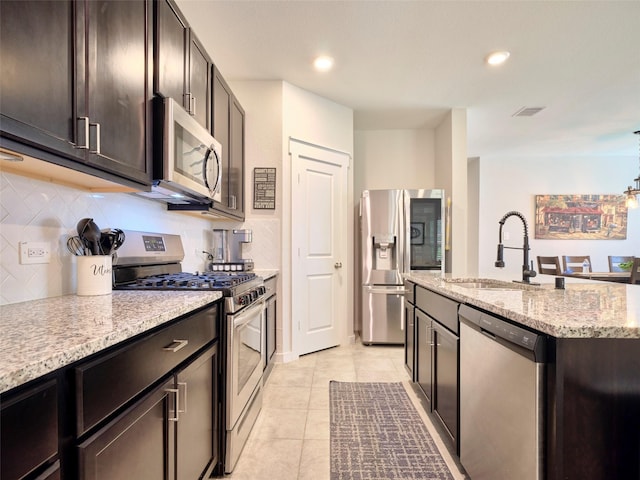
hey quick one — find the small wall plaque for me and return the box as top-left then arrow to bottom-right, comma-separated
253,167 -> 276,209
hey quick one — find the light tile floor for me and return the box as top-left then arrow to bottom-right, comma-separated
226,341 -> 468,479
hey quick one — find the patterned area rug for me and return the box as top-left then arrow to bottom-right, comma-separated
330,381 -> 454,480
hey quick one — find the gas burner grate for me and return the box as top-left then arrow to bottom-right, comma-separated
131,271 -> 256,290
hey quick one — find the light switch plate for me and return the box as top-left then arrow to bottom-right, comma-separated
19,241 -> 51,264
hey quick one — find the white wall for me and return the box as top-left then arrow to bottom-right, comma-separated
435,109 -> 468,275
353,127 -> 436,196
477,155 -> 640,281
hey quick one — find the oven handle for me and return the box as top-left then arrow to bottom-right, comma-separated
232,299 -> 266,328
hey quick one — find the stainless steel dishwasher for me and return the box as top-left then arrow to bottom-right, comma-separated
459,304 -> 546,480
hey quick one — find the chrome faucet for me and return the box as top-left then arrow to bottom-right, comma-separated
494,211 -> 538,284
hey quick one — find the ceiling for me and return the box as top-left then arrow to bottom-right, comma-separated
176,0 -> 640,160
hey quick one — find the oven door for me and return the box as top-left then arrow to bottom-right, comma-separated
226,299 -> 265,427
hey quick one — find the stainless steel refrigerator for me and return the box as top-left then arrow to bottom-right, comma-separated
360,189 -> 445,344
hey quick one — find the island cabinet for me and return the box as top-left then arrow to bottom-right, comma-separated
212,66 -> 246,220
546,337 -> 640,480
414,285 -> 460,454
1,378 -> 59,479
154,0 -> 212,130
403,281 -> 416,380
0,0 -> 154,188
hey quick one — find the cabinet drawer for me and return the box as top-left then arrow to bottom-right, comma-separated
1,379 -> 58,480
416,286 -> 459,334
75,304 -> 218,436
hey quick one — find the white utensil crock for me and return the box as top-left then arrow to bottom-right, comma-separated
77,255 -> 113,296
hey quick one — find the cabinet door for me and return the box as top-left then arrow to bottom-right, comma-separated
1,379 -> 58,480
175,343 -> 219,479
432,321 -> 459,449
78,0 -> 152,185
229,96 -> 245,217
404,302 -> 415,380
416,309 -> 432,403
78,378 -> 175,480
188,33 -> 211,130
0,0 -> 82,161
155,0 -> 188,104
212,67 -> 231,206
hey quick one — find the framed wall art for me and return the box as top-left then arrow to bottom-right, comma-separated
534,194 -> 628,240
253,167 -> 276,209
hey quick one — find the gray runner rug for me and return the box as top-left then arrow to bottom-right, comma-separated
330,381 -> 454,480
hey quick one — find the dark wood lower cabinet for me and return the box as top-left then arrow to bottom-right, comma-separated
0,379 -> 58,480
77,342 -> 219,480
78,378 -> 175,479
431,321 -> 459,452
415,309 -> 432,403
176,344 -> 219,479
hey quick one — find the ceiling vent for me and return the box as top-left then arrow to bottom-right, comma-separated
512,107 -> 545,117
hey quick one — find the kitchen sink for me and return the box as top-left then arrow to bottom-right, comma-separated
444,278 -> 541,291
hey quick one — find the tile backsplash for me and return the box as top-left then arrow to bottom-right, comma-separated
0,171 -> 279,305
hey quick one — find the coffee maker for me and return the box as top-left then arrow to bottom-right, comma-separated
209,229 -> 254,271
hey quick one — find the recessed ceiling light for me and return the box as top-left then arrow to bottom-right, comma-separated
313,55 -> 334,72
486,51 -> 510,66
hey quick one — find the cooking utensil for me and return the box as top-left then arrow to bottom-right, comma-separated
66,236 -> 87,256
100,228 -> 126,254
77,218 -> 102,255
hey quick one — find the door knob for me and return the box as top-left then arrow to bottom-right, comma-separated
334,262 -> 343,268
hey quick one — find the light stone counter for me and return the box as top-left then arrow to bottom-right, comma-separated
0,291 -> 222,394
405,272 -> 640,339
253,269 -> 278,280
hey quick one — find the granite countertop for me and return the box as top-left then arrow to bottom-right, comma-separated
0,291 -> 222,394
405,272 -> 640,339
254,269 -> 279,280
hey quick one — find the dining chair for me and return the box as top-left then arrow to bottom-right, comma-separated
562,255 -> 592,273
630,258 -> 640,285
536,256 -> 561,275
608,255 -> 634,272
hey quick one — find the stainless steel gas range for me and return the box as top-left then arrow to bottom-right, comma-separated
113,230 -> 266,474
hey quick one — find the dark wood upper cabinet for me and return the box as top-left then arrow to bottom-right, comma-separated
155,0 -> 211,130
212,66 -> 245,220
0,0 -> 81,161
76,0 -> 153,185
0,0 -> 153,187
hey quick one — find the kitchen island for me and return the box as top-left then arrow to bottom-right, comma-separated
405,272 -> 640,480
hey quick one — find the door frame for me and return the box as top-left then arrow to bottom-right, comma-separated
286,137 -> 351,359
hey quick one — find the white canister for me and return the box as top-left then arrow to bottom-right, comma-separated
77,255 -> 113,296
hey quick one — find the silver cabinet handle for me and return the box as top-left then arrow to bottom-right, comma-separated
178,381 -> 187,414
184,92 -> 192,114
230,194 -> 237,210
89,122 -> 100,154
163,339 -> 189,352
77,117 -> 90,149
334,262 -> 343,269
166,387 -> 179,422
191,96 -> 196,116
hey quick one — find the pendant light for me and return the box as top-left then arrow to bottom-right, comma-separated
623,130 -> 640,209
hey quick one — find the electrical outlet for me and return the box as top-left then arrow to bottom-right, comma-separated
19,241 -> 51,265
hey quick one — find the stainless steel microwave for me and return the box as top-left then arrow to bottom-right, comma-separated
161,97 -> 222,203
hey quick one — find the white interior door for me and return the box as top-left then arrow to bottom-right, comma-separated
290,139 -> 349,357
